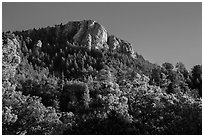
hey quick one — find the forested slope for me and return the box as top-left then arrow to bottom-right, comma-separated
2,20 -> 202,135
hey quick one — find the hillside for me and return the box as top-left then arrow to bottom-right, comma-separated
12,20 -> 156,78
2,20 -> 202,135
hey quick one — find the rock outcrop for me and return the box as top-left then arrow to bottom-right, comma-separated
62,20 -> 136,58
108,35 -> 120,50
72,20 -> 108,50
107,35 -> 136,58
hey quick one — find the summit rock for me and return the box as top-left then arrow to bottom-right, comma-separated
72,20 -> 108,50
63,20 -> 136,58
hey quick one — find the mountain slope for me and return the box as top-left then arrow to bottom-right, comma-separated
2,20 -> 202,135
13,20 -> 156,78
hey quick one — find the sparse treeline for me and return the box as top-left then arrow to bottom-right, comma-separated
2,25 -> 202,135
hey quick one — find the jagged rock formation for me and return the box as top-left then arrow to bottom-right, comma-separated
107,35 -> 136,58
72,20 -> 108,50
63,20 -> 136,58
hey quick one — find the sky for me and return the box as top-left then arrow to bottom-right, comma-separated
2,2 -> 202,70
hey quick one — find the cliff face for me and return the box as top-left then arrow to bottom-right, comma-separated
63,20 -> 135,58
107,35 -> 136,58
72,20 -> 108,50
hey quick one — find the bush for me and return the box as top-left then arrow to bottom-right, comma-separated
59,81 -> 90,113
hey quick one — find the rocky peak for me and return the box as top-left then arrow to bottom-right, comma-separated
72,20 -> 108,50
62,20 -> 136,58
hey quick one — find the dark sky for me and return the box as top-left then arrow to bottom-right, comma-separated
2,2 -> 202,69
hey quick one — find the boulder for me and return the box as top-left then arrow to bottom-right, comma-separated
36,40 -> 42,48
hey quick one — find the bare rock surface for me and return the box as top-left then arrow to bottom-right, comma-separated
63,20 -> 136,58
72,20 -> 108,50
108,35 -> 136,58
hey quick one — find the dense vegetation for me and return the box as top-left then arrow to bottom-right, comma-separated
2,24 -> 202,135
